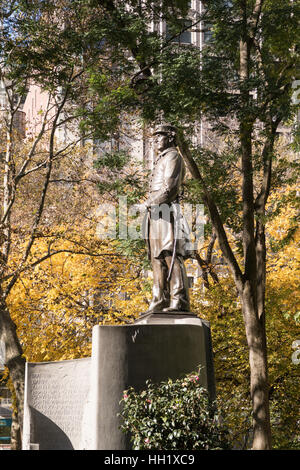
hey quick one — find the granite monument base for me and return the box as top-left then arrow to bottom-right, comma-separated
22,358 -> 92,450
23,313 -> 215,450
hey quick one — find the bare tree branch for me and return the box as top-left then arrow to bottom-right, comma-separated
1,249 -> 124,283
3,82 -> 71,296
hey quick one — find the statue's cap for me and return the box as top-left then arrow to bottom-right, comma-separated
152,124 -> 176,136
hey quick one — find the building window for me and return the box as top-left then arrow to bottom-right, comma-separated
203,23 -> 214,44
166,19 -> 192,45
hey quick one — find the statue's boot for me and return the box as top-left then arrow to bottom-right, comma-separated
145,256 -> 169,313
145,299 -> 167,314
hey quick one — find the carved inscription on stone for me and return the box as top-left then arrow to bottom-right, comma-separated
26,359 -> 91,449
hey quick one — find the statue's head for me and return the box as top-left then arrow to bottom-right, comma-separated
153,124 -> 177,151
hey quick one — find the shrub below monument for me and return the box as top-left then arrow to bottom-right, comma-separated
119,373 -> 230,450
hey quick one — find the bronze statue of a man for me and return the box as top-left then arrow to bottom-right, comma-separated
139,124 -> 191,313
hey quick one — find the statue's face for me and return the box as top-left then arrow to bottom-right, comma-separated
155,133 -> 169,152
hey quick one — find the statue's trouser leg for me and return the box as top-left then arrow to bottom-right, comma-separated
164,254 -> 190,311
148,255 -> 169,312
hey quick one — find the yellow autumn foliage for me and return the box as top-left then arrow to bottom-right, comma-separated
7,232 -> 150,363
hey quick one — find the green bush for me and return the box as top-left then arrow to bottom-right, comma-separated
119,372 -> 230,450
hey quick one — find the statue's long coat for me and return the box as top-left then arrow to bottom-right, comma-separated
143,147 -> 191,259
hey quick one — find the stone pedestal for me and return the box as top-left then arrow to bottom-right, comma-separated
23,313 -> 215,450
89,313 -> 215,450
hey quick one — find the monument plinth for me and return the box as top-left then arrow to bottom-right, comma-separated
23,314 -> 215,450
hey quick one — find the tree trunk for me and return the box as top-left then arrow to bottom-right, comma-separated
0,294 -> 25,449
10,409 -> 22,450
242,281 -> 271,449
238,18 -> 272,447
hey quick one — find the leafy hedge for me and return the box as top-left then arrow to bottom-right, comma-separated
119,372 -> 230,450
